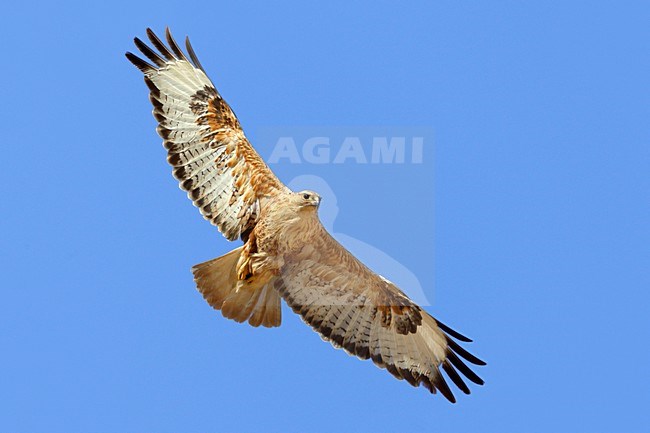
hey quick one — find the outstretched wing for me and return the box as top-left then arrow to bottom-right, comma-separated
126,28 -> 288,241
275,232 -> 485,403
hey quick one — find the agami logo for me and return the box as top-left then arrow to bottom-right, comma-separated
268,136 -> 425,164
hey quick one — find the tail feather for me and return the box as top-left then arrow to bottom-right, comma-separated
249,284 -> 282,327
192,247 -> 282,327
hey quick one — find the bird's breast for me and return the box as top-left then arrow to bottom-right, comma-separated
256,211 -> 321,257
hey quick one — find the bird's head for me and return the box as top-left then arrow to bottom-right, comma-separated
294,190 -> 321,210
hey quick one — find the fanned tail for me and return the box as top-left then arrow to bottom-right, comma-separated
192,247 -> 281,328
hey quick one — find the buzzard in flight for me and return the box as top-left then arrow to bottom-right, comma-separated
126,28 -> 485,402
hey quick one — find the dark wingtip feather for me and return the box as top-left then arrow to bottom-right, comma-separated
433,373 -> 456,403
133,37 -> 166,67
143,77 -> 159,95
165,27 -> 188,61
125,51 -> 154,73
442,360 -> 470,394
186,36 -> 206,72
447,338 -> 487,366
447,351 -> 484,386
435,319 -> 472,342
146,28 -> 176,61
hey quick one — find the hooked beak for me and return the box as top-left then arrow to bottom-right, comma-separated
302,196 -> 321,208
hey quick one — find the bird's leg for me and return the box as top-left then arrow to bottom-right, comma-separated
237,233 -> 257,281
236,230 -> 284,284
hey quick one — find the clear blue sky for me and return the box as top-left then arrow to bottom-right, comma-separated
2,1 -> 649,432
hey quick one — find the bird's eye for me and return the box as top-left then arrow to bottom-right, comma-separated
303,193 -> 310,200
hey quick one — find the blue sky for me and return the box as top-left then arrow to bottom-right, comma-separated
2,1 -> 649,431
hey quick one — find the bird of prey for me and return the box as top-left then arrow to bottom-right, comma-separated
126,28 -> 485,402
